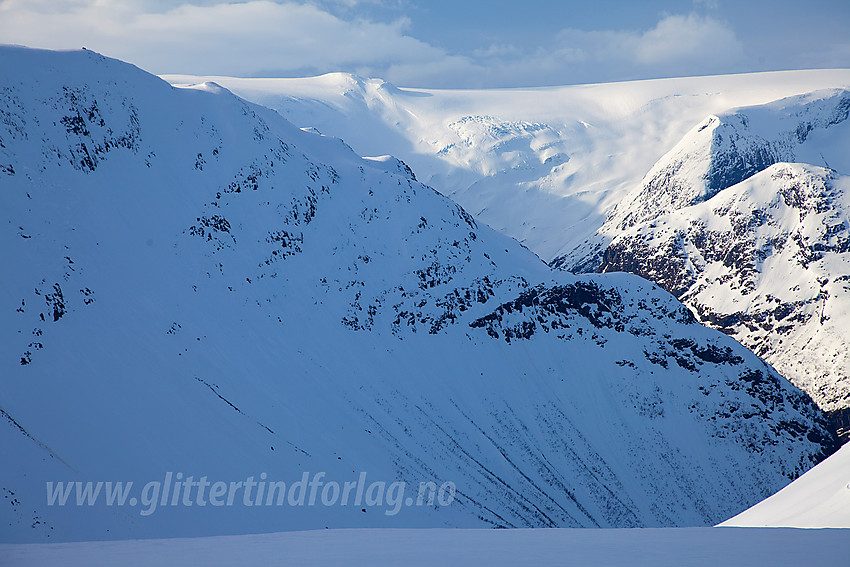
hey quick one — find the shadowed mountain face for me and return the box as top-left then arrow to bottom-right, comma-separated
0,47 -> 836,542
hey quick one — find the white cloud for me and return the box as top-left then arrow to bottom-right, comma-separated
458,13 -> 747,87
0,0 -> 444,76
0,2 -> 747,86
553,13 -> 743,70
634,13 -> 742,66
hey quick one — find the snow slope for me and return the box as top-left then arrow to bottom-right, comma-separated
721,442 -> 850,528
0,47 -> 836,543
3,527 -> 849,567
163,70 -> 850,262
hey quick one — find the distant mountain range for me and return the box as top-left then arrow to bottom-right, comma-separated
174,70 -> 850,432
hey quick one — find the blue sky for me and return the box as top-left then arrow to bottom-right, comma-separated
1,0 -> 849,87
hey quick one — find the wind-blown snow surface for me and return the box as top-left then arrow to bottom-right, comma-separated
163,70 -> 850,262
0,47 -> 836,542
3,527 -> 850,567
721,442 -> 850,528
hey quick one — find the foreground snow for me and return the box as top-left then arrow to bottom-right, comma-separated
721,442 -> 850,528
2,527 -> 848,567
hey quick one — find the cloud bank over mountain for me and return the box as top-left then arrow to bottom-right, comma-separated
1,0 -> 847,87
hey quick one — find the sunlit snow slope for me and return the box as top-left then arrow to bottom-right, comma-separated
0,47 -> 837,543
721,442 -> 850,528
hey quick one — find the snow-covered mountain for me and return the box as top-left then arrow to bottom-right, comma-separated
552,92 -> 850,423
158,71 -> 850,422
558,88 -> 850,270
163,70 -> 850,263
595,164 -> 850,415
0,47 -> 837,543
618,90 -> 848,226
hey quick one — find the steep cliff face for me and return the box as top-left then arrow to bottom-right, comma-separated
0,47 -> 836,542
